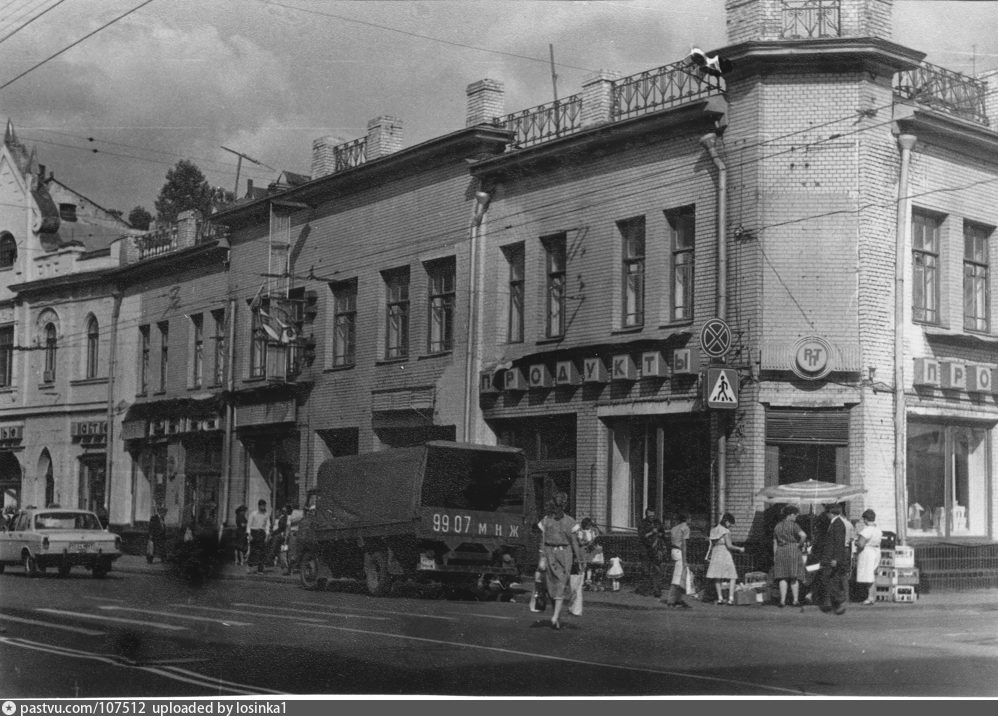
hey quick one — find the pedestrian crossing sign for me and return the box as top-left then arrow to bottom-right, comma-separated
704,368 -> 738,410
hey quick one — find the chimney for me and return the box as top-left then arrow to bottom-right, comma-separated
177,209 -> 199,248
466,79 -> 505,127
365,116 -> 403,161
311,136 -> 339,179
246,178 -> 254,197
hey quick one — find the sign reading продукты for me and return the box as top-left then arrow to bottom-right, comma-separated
704,367 -> 738,410
700,317 -> 731,358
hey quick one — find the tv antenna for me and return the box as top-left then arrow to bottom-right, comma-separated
220,146 -> 276,197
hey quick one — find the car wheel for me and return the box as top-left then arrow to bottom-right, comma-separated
23,552 -> 41,577
92,562 -> 110,579
299,551 -> 320,590
58,563 -> 71,577
363,549 -> 393,596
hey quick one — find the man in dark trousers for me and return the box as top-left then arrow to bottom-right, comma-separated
820,503 -> 852,615
806,504 -> 833,609
638,508 -> 666,597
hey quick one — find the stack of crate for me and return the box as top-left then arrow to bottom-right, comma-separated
874,545 -> 918,602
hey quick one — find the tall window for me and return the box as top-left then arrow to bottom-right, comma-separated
504,243 -> 524,343
912,210 -> 941,324
0,325 -> 12,387
84,316 -> 99,379
331,279 -> 357,367
427,258 -> 455,353
158,321 -> 169,391
211,309 -> 225,386
964,222 -> 991,333
139,325 -> 150,394
669,207 -> 695,322
250,303 -> 267,379
43,323 -> 57,383
543,233 -> 567,338
191,314 -> 204,388
0,232 -> 15,269
619,217 -> 645,327
384,268 -> 409,359
907,421 -> 989,537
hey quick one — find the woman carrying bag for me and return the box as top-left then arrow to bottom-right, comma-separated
538,491 -> 583,630
706,513 -> 745,604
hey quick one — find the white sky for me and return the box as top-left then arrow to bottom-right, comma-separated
0,0 -> 995,217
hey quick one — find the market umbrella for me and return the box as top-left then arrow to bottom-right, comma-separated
756,479 -> 866,507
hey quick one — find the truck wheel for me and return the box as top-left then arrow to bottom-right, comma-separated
93,561 -> 110,579
23,553 -> 41,577
363,550 -> 393,596
58,562 -> 71,577
299,551 -> 320,590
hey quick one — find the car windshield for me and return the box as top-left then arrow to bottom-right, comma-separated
34,512 -> 102,530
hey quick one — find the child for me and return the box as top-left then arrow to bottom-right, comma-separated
606,554 -> 624,592
588,544 -> 606,591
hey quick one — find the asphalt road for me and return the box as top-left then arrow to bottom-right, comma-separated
1,567 -> 996,698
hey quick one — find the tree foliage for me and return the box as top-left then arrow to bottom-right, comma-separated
128,206 -> 153,231
154,160 -> 213,224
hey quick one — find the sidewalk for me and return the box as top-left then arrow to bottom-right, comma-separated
113,554 -> 998,612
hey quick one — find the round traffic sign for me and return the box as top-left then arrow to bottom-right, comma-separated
699,318 -> 731,358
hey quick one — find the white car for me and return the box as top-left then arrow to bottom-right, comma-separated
0,508 -> 122,578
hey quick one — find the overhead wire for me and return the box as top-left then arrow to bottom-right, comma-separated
0,0 -> 68,46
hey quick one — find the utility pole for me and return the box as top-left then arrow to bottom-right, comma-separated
549,44 -> 560,136
220,146 -> 275,198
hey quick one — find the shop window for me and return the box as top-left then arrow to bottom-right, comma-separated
542,233 -> 566,338
426,257 -> 455,354
503,243 -> 524,343
619,217 -> 645,327
0,232 -> 16,269
963,221 -> 991,333
0,324 -> 12,387
764,408 -> 850,485
383,267 -> 409,359
330,279 -> 357,367
667,206 -> 695,322
907,422 -> 989,538
912,209 -> 942,324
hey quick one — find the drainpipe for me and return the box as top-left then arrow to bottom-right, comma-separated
894,134 -> 916,546
700,132 -> 727,521
463,189 -> 491,443
104,289 -> 122,522
218,298 -> 237,534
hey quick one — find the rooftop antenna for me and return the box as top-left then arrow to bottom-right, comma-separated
549,44 -> 560,135
220,146 -> 276,197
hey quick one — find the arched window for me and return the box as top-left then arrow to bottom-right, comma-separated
43,323 -> 57,383
85,316 -> 99,378
0,233 -> 16,269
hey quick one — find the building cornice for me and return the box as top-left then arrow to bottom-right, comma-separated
721,37 -> 925,79
893,106 -> 998,168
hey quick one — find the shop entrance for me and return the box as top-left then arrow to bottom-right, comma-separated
0,451 -> 21,511
492,414 -> 576,518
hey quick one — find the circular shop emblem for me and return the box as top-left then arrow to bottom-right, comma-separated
792,336 -> 833,380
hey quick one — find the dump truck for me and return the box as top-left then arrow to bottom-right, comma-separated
295,441 -> 532,596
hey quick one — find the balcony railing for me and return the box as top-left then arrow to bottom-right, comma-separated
136,225 -> 178,260
497,93 -> 583,150
612,60 -> 725,121
334,136 -> 367,172
782,0 -> 841,39
894,61 -> 989,125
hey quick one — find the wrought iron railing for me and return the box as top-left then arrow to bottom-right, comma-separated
781,0 -> 841,39
136,225 -> 178,259
893,61 -> 989,125
497,93 -> 583,149
612,60 -> 724,121
334,137 -> 367,172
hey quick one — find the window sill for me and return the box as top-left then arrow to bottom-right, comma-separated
0,386 -> 14,394
70,377 -> 109,387
611,326 -> 644,336
152,391 -> 167,396
135,392 -> 147,399
659,319 -> 694,330
242,376 -> 266,384
535,336 -> 564,346
376,357 -> 408,366
419,351 -> 452,360
38,383 -> 56,389
324,364 -> 356,373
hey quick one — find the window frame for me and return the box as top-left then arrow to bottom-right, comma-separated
426,257 -> 456,354
157,321 -> 169,392
211,309 -> 225,387
139,325 -> 150,394
331,279 -> 358,367
85,316 -> 99,379
542,233 -> 567,339
912,209 -> 942,325
504,243 -> 525,344
383,267 -> 410,360
191,313 -> 204,389
0,233 -> 16,269
0,324 -> 13,387
618,217 -> 646,328
963,221 -> 991,333
249,302 -> 268,379
43,323 -> 57,383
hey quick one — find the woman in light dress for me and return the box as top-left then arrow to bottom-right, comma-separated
706,512 -> 745,604
855,509 -> 883,605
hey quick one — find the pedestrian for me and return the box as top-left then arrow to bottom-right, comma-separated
804,503 -> 834,606
283,504 -> 304,575
771,505 -> 807,607
246,499 -> 271,574
854,509 -> 883,605
573,517 -> 601,590
529,515 -> 549,613
820,503 -> 852,614
539,491 -> 582,630
588,544 -> 606,591
606,554 -> 624,591
664,512 -> 693,608
267,505 -> 291,568
146,508 -> 167,564
233,505 -> 248,566
706,512 -> 745,605
638,508 -> 666,597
